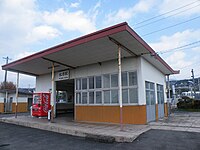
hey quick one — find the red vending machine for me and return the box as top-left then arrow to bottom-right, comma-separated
32,93 -> 51,117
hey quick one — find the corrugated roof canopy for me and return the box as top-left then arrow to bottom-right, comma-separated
2,22 -> 179,76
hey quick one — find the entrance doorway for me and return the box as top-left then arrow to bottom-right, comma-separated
56,79 -> 75,120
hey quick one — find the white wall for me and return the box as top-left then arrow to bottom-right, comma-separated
55,57 -> 139,80
36,73 -> 52,92
140,57 -> 167,104
7,93 -> 30,103
37,57 -> 139,92
35,57 -> 167,105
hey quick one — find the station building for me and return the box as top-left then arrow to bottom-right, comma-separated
2,22 -> 179,124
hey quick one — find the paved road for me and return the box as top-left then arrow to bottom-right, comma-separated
0,122 -> 200,150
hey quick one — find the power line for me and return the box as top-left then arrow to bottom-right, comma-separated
142,15 -> 200,37
135,3 -> 200,29
180,61 -> 200,70
135,0 -> 200,25
158,40 -> 200,54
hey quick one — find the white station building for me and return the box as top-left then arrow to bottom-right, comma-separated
2,22 -> 179,124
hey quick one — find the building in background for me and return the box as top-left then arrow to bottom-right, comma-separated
0,88 -> 34,113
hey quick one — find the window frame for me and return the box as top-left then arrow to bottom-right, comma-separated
75,70 -> 138,106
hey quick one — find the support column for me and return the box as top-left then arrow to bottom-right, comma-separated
15,72 -> 19,118
51,63 -> 55,122
167,75 -> 171,116
118,45 -> 123,131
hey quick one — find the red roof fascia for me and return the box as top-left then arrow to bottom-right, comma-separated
2,22 -> 128,70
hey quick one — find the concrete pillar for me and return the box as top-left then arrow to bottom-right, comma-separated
15,72 -> 19,118
118,45 -> 123,130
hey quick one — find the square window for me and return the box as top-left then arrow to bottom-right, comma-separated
111,74 -> 118,87
129,88 -> 138,103
82,78 -> 87,90
89,77 -> 94,89
104,90 -> 110,104
103,74 -> 110,88
122,89 -> 128,104
76,92 -> 81,104
150,82 -> 154,90
76,79 -> 81,90
82,92 -> 87,104
122,72 -> 128,86
89,92 -> 94,104
96,91 -> 102,104
111,89 -> 118,103
96,76 -> 102,88
129,72 -> 137,86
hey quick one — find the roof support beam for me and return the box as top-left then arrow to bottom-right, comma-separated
42,57 -> 76,69
6,69 -> 38,76
108,36 -> 138,56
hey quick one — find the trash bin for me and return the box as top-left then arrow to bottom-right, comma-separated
48,110 -> 51,121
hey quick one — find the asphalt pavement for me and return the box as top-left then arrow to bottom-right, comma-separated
0,122 -> 200,150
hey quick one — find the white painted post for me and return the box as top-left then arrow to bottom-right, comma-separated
167,75 -> 171,116
51,63 -> 55,122
15,72 -> 19,118
118,45 -> 123,131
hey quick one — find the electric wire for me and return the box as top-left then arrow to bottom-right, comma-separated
158,41 -> 200,54
135,3 -> 200,29
135,0 -> 200,25
141,15 -> 200,37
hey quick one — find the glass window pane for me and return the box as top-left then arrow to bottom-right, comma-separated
96,76 -> 102,88
150,82 -> 154,90
96,91 -> 102,104
104,90 -> 110,104
103,74 -> 110,88
111,90 -> 118,103
89,77 -> 94,89
150,91 -> 155,105
146,91 -> 150,105
82,78 -> 87,90
76,79 -> 81,90
76,92 -> 81,104
89,92 -> 94,104
82,92 -> 87,104
145,81 -> 149,89
129,72 -> 137,86
122,89 -> 128,104
129,88 -> 138,103
122,72 -> 128,86
111,74 -> 118,87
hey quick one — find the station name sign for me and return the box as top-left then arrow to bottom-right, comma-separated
58,70 -> 69,80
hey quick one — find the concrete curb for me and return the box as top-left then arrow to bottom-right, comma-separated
0,117 -> 146,143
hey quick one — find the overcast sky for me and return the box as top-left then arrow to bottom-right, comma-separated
0,0 -> 200,87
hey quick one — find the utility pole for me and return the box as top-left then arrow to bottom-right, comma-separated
3,56 -> 11,113
3,56 -> 11,87
191,69 -> 195,97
